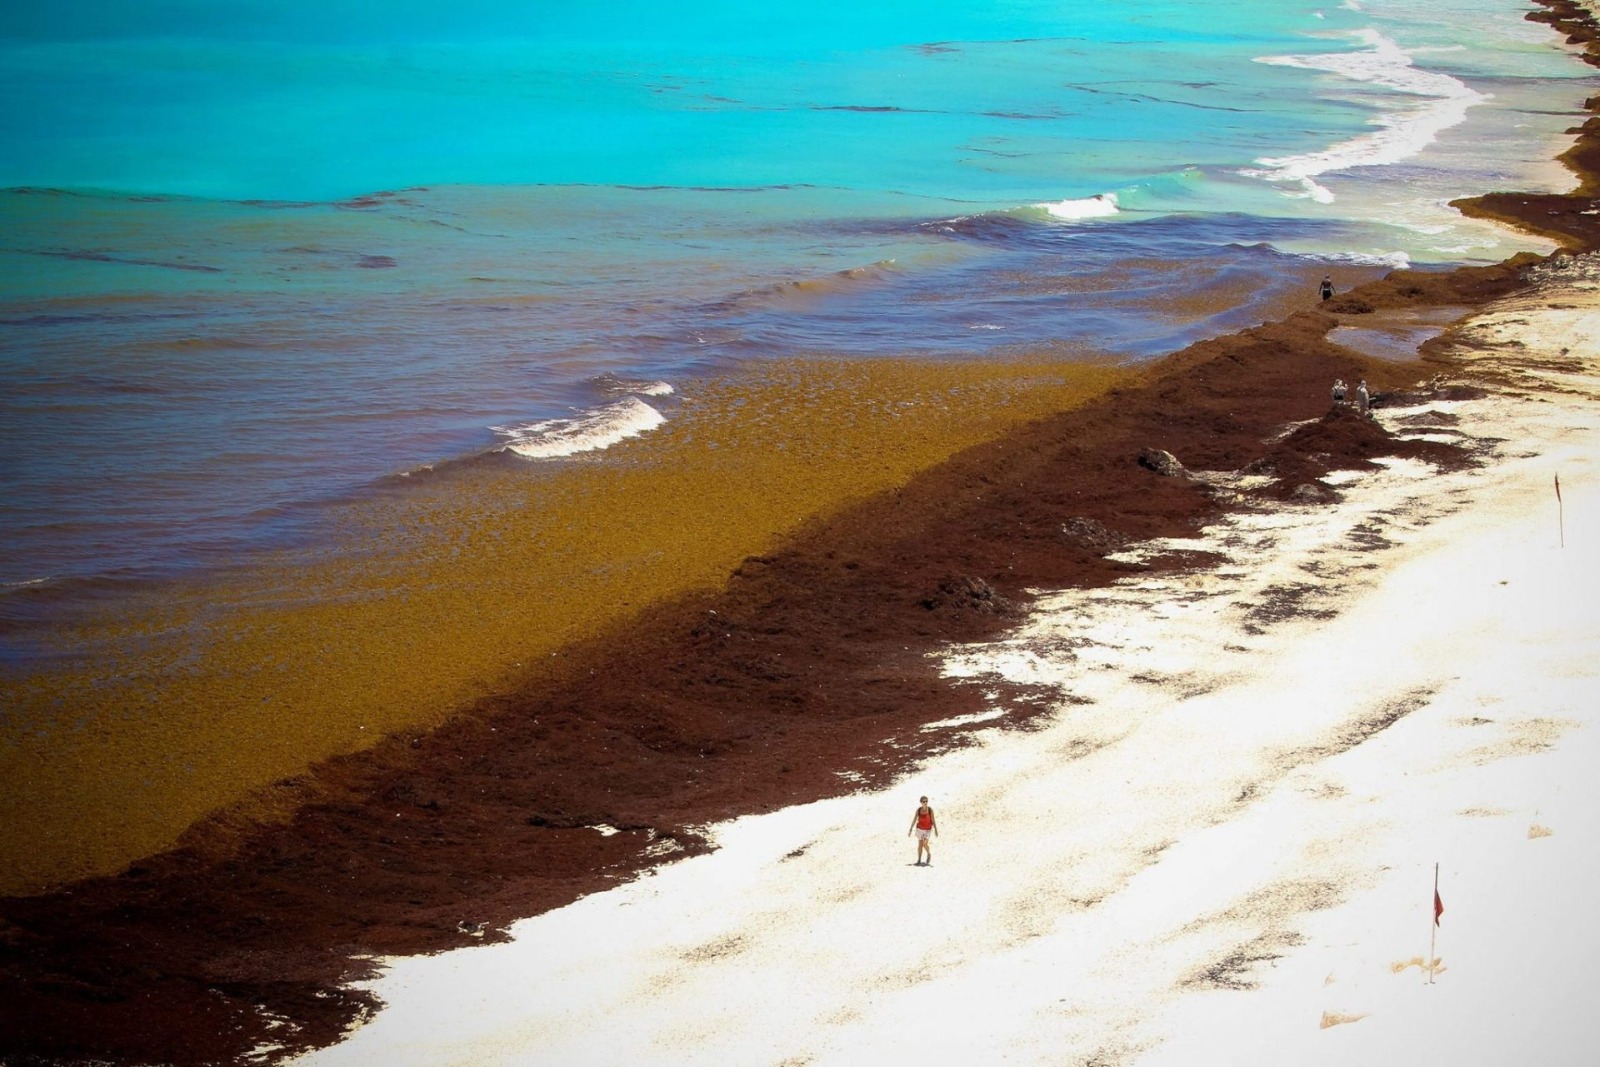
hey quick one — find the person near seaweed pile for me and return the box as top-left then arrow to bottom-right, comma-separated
908,796 -> 938,867
1320,274 -> 1334,301
1332,378 -> 1347,406
1356,379 -> 1370,415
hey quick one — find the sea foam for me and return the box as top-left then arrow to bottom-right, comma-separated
1245,29 -> 1484,203
495,397 -> 666,459
1037,193 -> 1120,220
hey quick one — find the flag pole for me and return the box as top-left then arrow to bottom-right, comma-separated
1556,473 -> 1564,549
1428,863 -> 1440,985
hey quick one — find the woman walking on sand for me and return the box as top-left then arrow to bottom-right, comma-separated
908,796 -> 938,866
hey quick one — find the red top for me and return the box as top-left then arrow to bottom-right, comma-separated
916,808 -> 934,831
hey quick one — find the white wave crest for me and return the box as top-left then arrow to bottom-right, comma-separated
496,396 -> 665,459
594,373 -> 675,398
1284,247 -> 1412,269
1244,29 -> 1485,203
1037,192 -> 1120,220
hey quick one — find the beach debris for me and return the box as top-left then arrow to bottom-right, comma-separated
1318,1011 -> 1368,1029
456,921 -> 486,938
1137,447 -> 1186,477
1183,942 -> 1287,991
1529,823 -> 1554,839
918,576 -> 1018,616
1240,454 -> 1279,476
642,836 -> 684,858
1290,482 -> 1339,505
1060,516 -> 1128,552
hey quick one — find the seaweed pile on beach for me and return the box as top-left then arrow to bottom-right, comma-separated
0,264 -> 1552,1067
3,3 -> 1599,1064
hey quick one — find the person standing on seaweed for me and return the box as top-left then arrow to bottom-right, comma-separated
1332,378 -> 1347,406
1356,379 -> 1370,415
908,796 -> 938,866
1320,274 -> 1334,302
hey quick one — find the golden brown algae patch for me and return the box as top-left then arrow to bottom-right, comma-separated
0,356 -> 1126,894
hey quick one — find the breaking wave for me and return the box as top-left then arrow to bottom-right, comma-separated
494,396 -> 666,459
1244,28 -> 1485,203
1035,193 -> 1121,220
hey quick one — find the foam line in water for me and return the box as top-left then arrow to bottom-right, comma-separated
495,396 -> 666,459
1245,28 -> 1485,203
1280,247 -> 1411,269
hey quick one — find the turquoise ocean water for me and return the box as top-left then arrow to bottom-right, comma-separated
0,0 -> 1593,625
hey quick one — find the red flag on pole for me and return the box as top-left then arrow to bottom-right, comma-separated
1427,864 -> 1443,984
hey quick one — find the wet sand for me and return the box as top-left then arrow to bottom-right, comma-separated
2,2 -> 1598,1063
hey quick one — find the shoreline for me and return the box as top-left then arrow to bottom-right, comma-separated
0,354 -> 1132,898
3,3 -> 1599,1063
293,251 -> 1600,1066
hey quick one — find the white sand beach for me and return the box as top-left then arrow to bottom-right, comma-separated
293,255 -> 1600,1066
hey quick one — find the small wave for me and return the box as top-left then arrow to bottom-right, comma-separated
1245,29 -> 1485,203
123,334 -> 274,354
1036,193 -> 1120,220
786,260 -> 901,294
495,396 -> 665,460
924,196 -> 1123,247
591,372 -> 675,398
727,259 -> 901,311
1281,247 -> 1412,269
0,569 -> 167,620
31,248 -> 225,273
2,576 -> 55,591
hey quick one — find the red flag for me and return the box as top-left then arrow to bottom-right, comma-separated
1434,889 -> 1444,926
